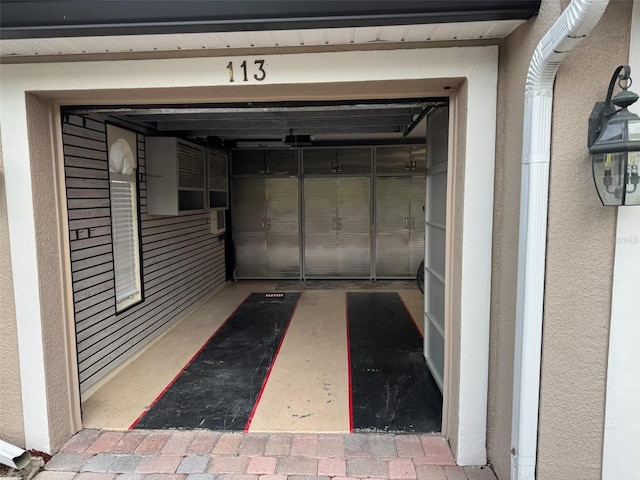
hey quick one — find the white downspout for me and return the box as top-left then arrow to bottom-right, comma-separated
510,1 -> 609,480
0,439 -> 30,470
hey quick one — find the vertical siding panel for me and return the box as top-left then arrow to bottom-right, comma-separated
62,115 -> 226,395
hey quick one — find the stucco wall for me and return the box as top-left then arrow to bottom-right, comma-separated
489,1 -> 631,479
538,1 -> 631,478
26,94 -> 78,450
488,1 -> 561,478
446,80 -> 468,459
0,130 -> 26,447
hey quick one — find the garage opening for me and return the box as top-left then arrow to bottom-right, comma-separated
62,97 -> 449,434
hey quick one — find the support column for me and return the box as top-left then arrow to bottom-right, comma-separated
0,93 -> 51,452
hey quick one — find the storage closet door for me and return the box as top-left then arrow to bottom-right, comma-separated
304,178 -> 338,276
266,177 -> 300,277
337,177 -> 371,277
410,176 -> 426,276
232,178 -> 267,277
375,177 -> 411,277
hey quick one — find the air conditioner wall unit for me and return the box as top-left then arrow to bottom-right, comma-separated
211,208 -> 226,235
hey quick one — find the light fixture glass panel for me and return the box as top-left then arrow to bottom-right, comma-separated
592,152 -> 625,206
628,118 -> 640,141
625,151 -> 640,205
599,121 -> 624,144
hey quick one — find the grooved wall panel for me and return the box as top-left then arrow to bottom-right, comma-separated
62,114 -> 226,396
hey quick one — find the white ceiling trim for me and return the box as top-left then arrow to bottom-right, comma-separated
0,19 -> 524,57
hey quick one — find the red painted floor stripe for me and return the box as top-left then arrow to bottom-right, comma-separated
345,292 -> 354,433
128,292 -> 252,430
244,294 -> 301,433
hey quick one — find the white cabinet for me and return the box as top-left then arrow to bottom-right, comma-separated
207,147 -> 229,210
146,137 -> 206,215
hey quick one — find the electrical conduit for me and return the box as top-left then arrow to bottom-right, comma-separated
511,1 -> 609,479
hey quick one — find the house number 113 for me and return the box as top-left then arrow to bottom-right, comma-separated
226,60 -> 266,82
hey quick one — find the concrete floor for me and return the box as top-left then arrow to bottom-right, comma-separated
81,281 -> 426,432
47,283 -> 501,479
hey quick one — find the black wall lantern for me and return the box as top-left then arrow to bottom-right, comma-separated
588,65 -> 640,206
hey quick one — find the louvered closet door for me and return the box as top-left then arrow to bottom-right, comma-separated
337,177 -> 371,277
409,177 -> 426,276
375,177 -> 411,277
266,177 -> 300,277
232,178 -> 267,277
304,178 -> 338,276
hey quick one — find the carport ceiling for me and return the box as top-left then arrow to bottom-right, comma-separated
0,1 -> 542,38
0,1 -> 540,58
77,98 -> 447,144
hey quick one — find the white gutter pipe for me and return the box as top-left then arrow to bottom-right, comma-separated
510,1 -> 609,479
0,439 -> 30,470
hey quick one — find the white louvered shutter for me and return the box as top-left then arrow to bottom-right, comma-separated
177,142 -> 205,189
110,173 -> 141,309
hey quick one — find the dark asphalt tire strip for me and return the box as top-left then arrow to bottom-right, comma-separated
347,292 -> 442,433
131,292 -> 300,431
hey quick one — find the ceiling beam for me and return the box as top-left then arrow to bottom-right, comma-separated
175,125 -> 404,137
154,117 -> 412,131
104,103 -> 428,115
127,109 -> 422,123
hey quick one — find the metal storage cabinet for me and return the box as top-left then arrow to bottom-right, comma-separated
233,178 -> 268,277
376,177 -> 411,276
266,177 -> 300,276
337,177 -> 371,276
231,148 -> 299,278
232,177 -> 300,278
374,146 -> 426,278
409,177 -> 426,275
304,178 -> 338,276
304,176 -> 371,277
375,177 -> 425,277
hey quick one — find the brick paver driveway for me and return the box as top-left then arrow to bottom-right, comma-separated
36,431 -> 497,480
